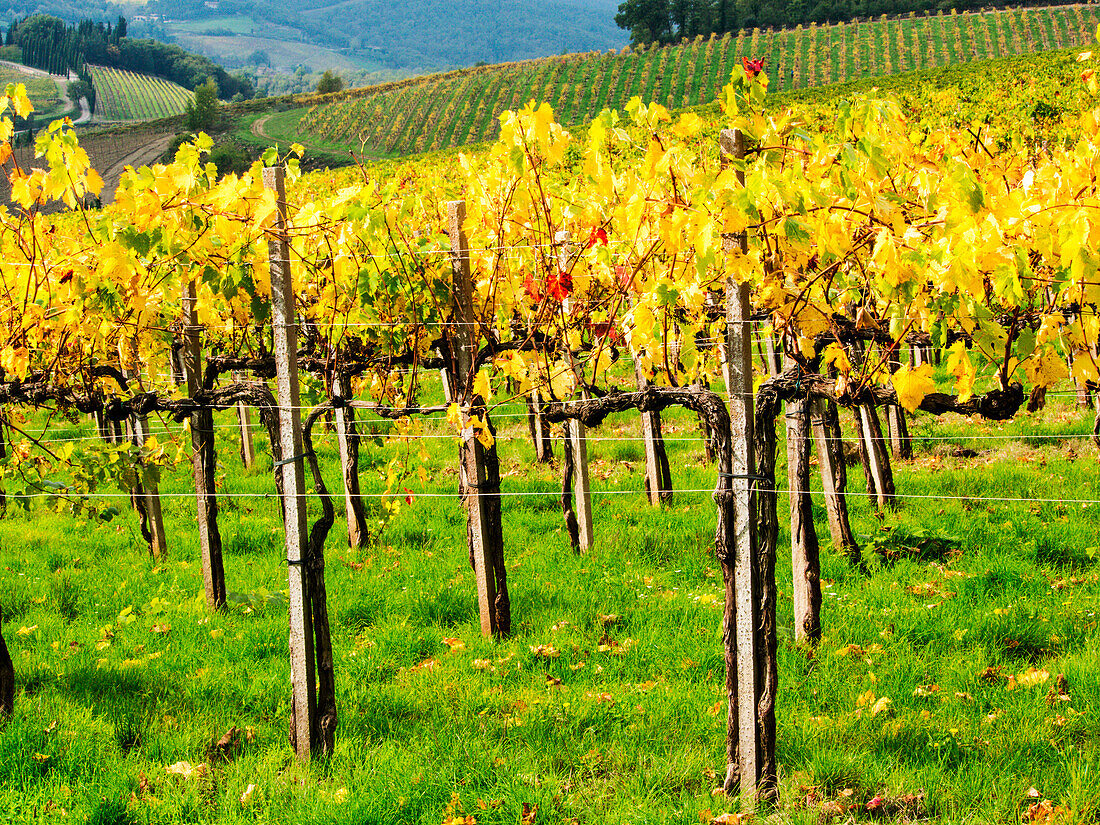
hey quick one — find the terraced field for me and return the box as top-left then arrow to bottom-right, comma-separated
89,66 -> 195,122
293,3 -> 1100,156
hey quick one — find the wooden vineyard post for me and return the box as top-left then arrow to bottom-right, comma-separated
630,340 -> 673,506
125,365 -> 167,557
556,231 -> 594,551
264,166 -> 318,760
784,357 -> 820,647
885,348 -> 911,459
858,404 -> 895,508
448,200 -> 509,637
719,128 -> 774,803
527,388 -> 553,463
332,373 -> 367,548
811,398 -> 860,564
233,372 -> 256,469
181,278 -> 226,610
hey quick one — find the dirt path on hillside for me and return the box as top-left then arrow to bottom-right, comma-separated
100,134 -> 174,203
252,114 -> 273,139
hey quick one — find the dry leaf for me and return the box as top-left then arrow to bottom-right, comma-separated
1015,668 -> 1051,688
239,784 -> 258,805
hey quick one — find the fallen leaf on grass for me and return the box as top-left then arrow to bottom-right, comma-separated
1046,674 -> 1070,705
977,665 -> 1005,684
214,726 -> 240,754
913,684 -> 939,697
151,624 -> 170,634
529,644 -> 560,659
17,625 -> 37,637
521,802 -> 538,824
442,637 -> 466,652
1024,799 -> 1072,824
239,784 -> 258,805
834,644 -> 865,658
165,761 -> 209,780
711,814 -> 748,824
1013,668 -> 1050,689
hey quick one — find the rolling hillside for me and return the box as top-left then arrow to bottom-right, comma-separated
283,4 -> 1100,158
88,66 -> 194,122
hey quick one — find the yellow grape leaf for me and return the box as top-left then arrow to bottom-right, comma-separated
0,346 -> 29,380
871,696 -> 893,716
8,84 -> 31,118
1024,347 -> 1069,389
85,168 -> 104,197
856,689 -> 875,708
821,342 -> 851,373
945,340 -> 975,402
1071,356 -> 1098,387
468,414 -> 494,449
472,370 -> 492,401
446,403 -> 462,432
892,363 -> 936,412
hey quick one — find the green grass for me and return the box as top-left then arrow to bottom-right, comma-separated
2,371 -> 1100,822
0,64 -> 69,119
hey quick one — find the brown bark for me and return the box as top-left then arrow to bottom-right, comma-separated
752,385 -> 781,804
302,406 -> 339,754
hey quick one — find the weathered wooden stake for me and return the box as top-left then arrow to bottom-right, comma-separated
811,398 -> 860,564
720,127 -> 773,802
634,355 -> 673,505
448,200 -> 509,636
527,388 -> 553,463
556,230 -> 594,551
233,372 -> 256,468
332,374 -> 367,548
181,278 -> 226,610
885,349 -> 912,459
858,403 -> 894,508
786,397 -> 821,646
264,165 -> 318,760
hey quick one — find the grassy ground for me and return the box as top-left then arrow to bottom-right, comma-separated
1,372 -> 1099,824
0,64 -> 70,120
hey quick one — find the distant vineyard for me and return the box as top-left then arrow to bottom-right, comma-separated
90,66 -> 194,122
297,3 -> 1100,156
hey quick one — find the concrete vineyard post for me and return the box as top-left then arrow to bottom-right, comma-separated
264,165 -> 318,760
719,127 -> 774,802
181,278 -> 226,610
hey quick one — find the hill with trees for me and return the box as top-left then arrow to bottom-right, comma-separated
6,13 -> 253,99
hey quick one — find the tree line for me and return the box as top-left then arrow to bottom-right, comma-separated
614,0 -> 1043,44
5,14 -> 254,101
